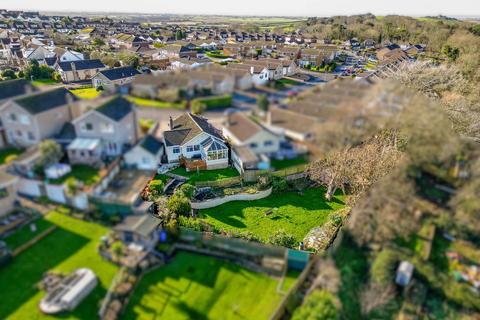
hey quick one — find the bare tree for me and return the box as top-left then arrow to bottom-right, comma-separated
360,281 -> 396,316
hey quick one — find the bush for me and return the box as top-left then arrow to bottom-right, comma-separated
268,229 -> 296,248
191,101 -> 207,115
178,183 -> 195,199
1,69 -> 17,80
4,154 -> 18,164
371,248 -> 400,286
292,290 -> 339,320
167,193 -> 191,216
273,177 -> 289,192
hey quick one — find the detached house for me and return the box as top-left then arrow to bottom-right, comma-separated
163,113 -> 229,171
124,134 -> 163,170
69,96 -> 138,164
56,59 -> 106,83
92,66 -> 140,92
0,88 -> 77,147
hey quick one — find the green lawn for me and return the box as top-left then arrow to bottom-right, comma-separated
32,79 -> 58,86
4,218 -> 54,250
0,147 -> 23,165
271,156 -> 309,171
0,211 -> 118,319
199,188 -> 345,242
127,96 -> 187,109
49,165 -> 100,186
69,87 -> 101,99
170,167 -> 239,184
124,251 -> 291,320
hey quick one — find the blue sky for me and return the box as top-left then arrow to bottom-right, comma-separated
2,0 -> 480,17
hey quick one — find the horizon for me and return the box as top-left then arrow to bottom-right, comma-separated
2,1 -> 480,18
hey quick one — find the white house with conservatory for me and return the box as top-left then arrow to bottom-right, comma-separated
163,113 -> 229,171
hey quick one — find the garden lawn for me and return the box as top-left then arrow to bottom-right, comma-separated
124,251 -> 291,320
169,167 -> 239,184
127,96 -> 187,109
0,147 -> 23,165
4,217 -> 54,250
49,164 -> 100,186
200,187 -> 345,242
0,211 -> 118,320
32,79 -> 58,86
69,87 -> 101,99
271,156 -> 308,171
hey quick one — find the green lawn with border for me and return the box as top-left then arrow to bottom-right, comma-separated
124,251 -> 294,320
69,87 -> 101,99
127,96 -> 187,109
4,217 -> 54,250
0,211 -> 118,320
0,147 -> 23,165
48,164 -> 100,186
169,167 -> 239,184
199,187 -> 346,242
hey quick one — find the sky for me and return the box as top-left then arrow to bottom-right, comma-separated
2,0 -> 480,17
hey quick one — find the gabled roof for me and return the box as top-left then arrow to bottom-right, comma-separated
114,214 -> 159,238
140,134 -> 162,155
57,59 -> 105,71
0,78 -> 37,101
163,113 -> 223,147
98,66 -> 140,81
95,96 -> 133,122
14,88 -> 76,115
224,111 -> 263,142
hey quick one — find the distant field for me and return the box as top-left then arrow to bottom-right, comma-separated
124,251 -> 295,320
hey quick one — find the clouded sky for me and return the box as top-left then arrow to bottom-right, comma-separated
2,0 -> 480,17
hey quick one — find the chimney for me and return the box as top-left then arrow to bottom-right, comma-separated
169,116 -> 173,130
70,61 -> 77,80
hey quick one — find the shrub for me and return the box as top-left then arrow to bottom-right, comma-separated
167,193 -> 191,216
149,179 -> 165,199
178,183 -> 195,199
292,290 -> 339,320
268,229 -> 296,248
273,177 -> 289,192
4,154 -> 18,164
371,248 -> 400,286
191,101 -> 207,115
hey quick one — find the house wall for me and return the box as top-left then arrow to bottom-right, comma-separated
36,105 -> 72,141
124,145 -> 160,170
74,110 -> 137,156
165,132 -> 210,163
59,67 -> 106,83
0,182 -> 18,217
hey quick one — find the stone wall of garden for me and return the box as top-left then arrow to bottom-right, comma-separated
190,187 -> 272,209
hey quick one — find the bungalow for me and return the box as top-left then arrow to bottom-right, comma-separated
123,134 -> 163,170
70,96 -> 138,162
0,88 -> 77,147
113,214 -> 160,250
163,113 -> 229,171
159,44 -> 197,59
55,59 -> 107,83
91,66 -> 140,92
222,111 -> 282,173
298,48 -> 324,67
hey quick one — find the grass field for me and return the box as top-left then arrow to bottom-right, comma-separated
4,218 -> 54,250
170,167 -> 239,184
270,156 -> 308,171
124,251 -> 294,320
49,164 -> 100,186
0,147 -> 23,165
199,188 -> 345,242
32,79 -> 58,86
127,96 -> 187,109
0,211 -> 118,319
70,87 -> 101,99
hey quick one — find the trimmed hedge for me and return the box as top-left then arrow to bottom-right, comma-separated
192,95 -> 232,110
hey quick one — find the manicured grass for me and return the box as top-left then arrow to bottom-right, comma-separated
0,211 -> 118,319
169,167 -> 239,184
199,188 -> 346,242
276,78 -> 303,86
69,87 -> 101,99
192,94 -> 232,109
271,156 -> 308,171
0,147 -> 23,165
32,79 -> 58,86
124,251 -> 290,320
4,218 -> 54,250
49,164 -> 100,186
127,96 -> 187,109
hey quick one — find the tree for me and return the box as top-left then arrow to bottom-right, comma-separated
268,229 -> 296,248
292,290 -> 339,320
111,241 -> 123,259
147,179 -> 165,201
360,282 -> 396,316
442,44 -> 460,62
175,29 -> 184,40
1,69 -> 17,80
370,249 -> 399,286
92,38 -> 105,47
39,140 -> 63,168
65,177 -> 81,197
167,192 -> 191,216
191,101 -> 207,115
23,59 -> 54,80
257,94 -> 269,112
